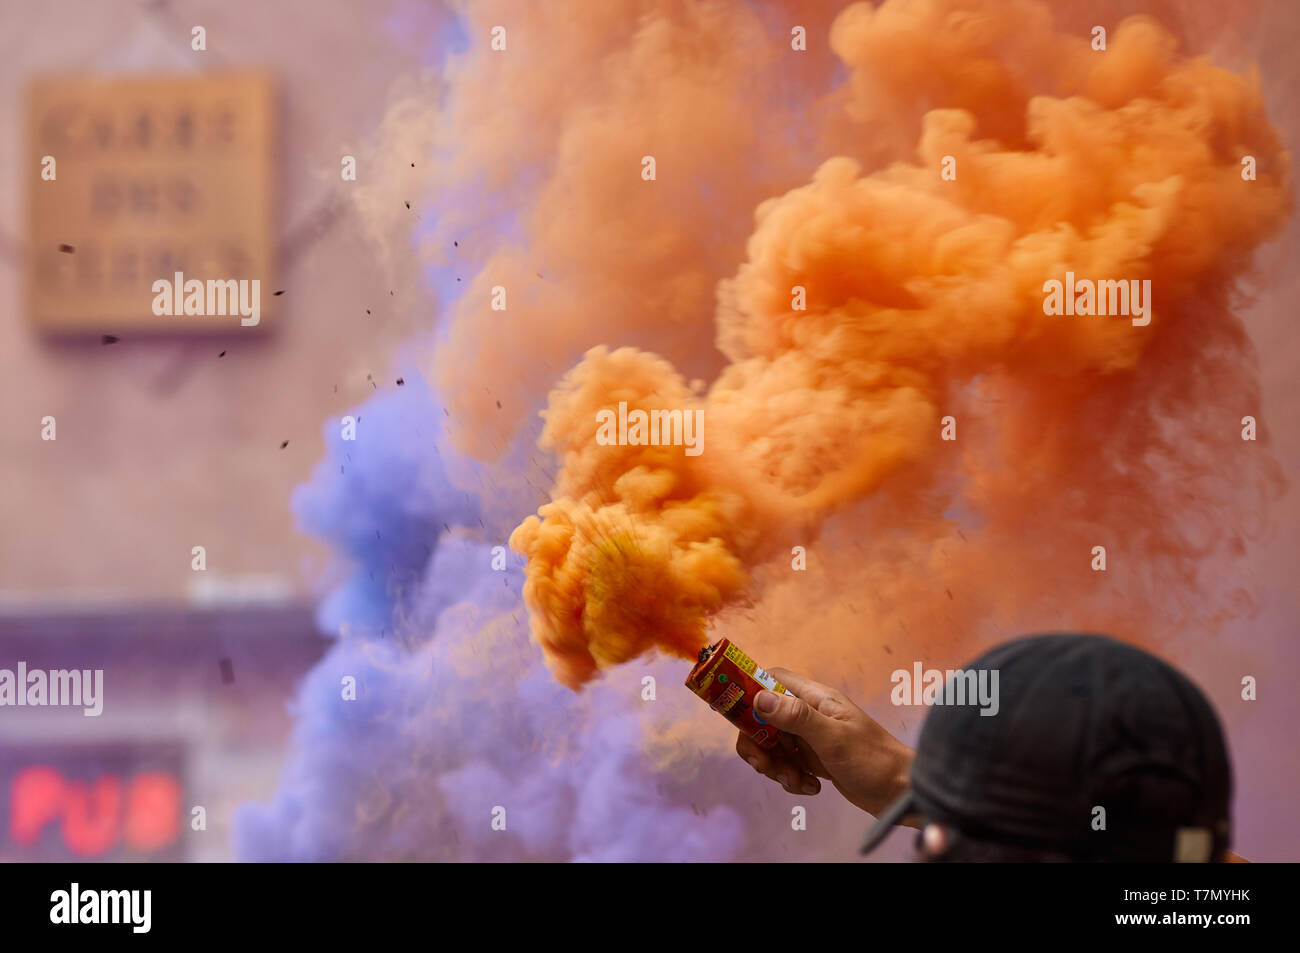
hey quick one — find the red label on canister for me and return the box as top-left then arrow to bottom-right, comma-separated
684,639 -> 790,750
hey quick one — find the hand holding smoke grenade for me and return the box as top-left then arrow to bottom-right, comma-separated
684,639 -> 794,750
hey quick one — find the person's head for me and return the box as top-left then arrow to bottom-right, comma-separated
861,633 -> 1233,862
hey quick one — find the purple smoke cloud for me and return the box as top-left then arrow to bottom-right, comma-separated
233,376 -> 758,861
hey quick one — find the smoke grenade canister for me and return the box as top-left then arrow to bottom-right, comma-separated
685,639 -> 792,750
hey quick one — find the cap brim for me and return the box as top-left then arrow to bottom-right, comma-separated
859,789 -> 915,856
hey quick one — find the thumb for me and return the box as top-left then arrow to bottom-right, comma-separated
754,689 -> 830,743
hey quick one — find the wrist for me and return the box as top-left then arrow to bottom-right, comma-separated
889,742 -> 920,828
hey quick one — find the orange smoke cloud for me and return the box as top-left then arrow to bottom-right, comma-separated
428,1 -> 845,464
508,0 -> 1291,689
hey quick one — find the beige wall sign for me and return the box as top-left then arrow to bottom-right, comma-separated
27,72 -> 275,332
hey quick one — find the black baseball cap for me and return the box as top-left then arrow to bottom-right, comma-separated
860,633 -> 1232,861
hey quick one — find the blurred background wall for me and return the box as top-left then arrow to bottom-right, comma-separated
0,0 -> 443,603
0,0 -> 444,860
